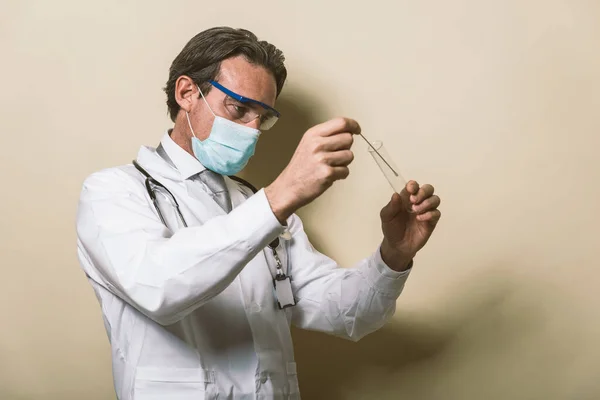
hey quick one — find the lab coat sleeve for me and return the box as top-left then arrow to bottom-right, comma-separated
287,215 -> 411,341
76,168 -> 284,325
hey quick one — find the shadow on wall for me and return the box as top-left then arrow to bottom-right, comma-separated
239,88 -> 516,399
241,86 -> 343,247
240,85 -> 328,190
242,88 -> 568,400
291,270 -> 519,400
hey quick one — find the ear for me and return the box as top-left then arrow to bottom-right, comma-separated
175,75 -> 199,113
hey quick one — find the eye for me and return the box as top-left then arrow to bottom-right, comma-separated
234,105 -> 248,114
226,103 -> 249,119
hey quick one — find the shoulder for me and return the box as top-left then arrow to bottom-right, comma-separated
80,164 -> 146,199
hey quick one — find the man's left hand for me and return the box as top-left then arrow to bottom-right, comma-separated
379,181 -> 441,271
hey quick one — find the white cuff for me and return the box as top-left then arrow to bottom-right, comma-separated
228,188 -> 286,252
364,245 -> 412,297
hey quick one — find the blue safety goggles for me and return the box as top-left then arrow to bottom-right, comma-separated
208,80 -> 280,130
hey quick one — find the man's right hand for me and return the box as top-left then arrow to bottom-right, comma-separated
265,117 -> 361,224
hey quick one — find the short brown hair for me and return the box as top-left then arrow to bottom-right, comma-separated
164,27 -> 287,122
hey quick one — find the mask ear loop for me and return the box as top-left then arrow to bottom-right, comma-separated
185,111 -> 197,139
186,84 -> 217,139
197,84 -> 216,117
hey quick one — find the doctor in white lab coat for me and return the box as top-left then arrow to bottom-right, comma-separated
76,27 -> 441,400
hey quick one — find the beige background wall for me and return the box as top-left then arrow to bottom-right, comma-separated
2,0 -> 600,399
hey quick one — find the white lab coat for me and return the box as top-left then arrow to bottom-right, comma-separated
76,132 -> 411,400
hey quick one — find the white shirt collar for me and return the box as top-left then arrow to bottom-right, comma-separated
160,130 -> 206,180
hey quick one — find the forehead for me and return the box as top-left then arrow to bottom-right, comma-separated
215,55 -> 277,107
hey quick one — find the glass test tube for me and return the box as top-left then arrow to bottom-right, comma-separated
367,140 -> 414,212
367,141 -> 406,192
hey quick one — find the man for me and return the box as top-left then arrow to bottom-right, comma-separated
76,27 -> 441,400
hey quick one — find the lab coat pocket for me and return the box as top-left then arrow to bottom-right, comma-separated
133,366 -> 213,400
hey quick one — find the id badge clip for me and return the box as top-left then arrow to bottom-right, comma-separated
269,239 -> 296,309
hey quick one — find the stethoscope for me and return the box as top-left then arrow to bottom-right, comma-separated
131,159 -> 267,231
131,157 -> 294,308
132,159 -> 189,228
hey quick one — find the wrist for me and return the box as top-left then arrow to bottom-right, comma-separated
265,182 -> 295,225
380,240 -> 414,272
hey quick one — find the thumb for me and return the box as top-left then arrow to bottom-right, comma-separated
380,193 -> 403,222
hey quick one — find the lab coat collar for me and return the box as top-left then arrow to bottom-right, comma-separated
160,130 -> 206,180
136,144 -> 180,181
135,130 -> 207,183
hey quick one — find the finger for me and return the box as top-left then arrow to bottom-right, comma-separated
324,150 -> 354,166
312,117 -> 361,137
416,209 -> 441,225
412,195 -> 441,214
380,193 -> 403,222
404,180 -> 419,196
410,184 -> 435,204
319,133 -> 354,151
330,166 -> 350,181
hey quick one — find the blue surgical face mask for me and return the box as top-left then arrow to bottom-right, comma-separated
186,85 -> 261,176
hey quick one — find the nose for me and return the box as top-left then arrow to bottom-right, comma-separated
246,117 -> 261,130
